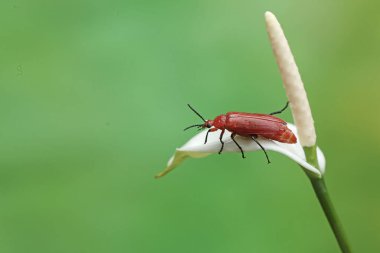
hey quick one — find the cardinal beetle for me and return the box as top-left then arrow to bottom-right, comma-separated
184,102 -> 297,163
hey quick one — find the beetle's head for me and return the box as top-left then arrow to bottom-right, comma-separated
203,120 -> 213,128
184,104 -> 212,131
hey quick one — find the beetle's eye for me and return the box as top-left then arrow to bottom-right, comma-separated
207,123 -> 211,128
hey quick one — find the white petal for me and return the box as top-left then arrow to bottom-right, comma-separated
155,123 -> 325,178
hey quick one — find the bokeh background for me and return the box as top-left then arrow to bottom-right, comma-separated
1,0 -> 379,252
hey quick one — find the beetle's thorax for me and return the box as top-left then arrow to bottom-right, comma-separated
212,114 -> 226,129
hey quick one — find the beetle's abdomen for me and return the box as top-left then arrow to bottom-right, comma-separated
260,125 -> 297,143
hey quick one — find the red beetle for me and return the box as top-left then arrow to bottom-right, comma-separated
184,102 -> 297,163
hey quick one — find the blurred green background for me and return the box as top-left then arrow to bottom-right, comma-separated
1,0 -> 379,252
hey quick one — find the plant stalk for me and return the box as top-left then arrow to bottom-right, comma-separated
303,145 -> 351,253
309,177 -> 352,253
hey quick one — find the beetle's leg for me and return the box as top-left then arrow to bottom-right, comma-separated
231,133 -> 246,159
269,101 -> 289,115
204,128 -> 218,144
205,129 -> 211,144
251,136 -> 271,164
218,130 -> 225,154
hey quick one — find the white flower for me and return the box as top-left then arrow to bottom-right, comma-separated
155,12 -> 325,179
155,123 -> 325,179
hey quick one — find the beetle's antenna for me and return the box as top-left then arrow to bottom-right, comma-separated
187,104 -> 206,122
184,124 -> 203,131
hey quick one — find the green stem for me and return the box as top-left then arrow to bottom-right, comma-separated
303,146 -> 352,253
309,177 -> 352,253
